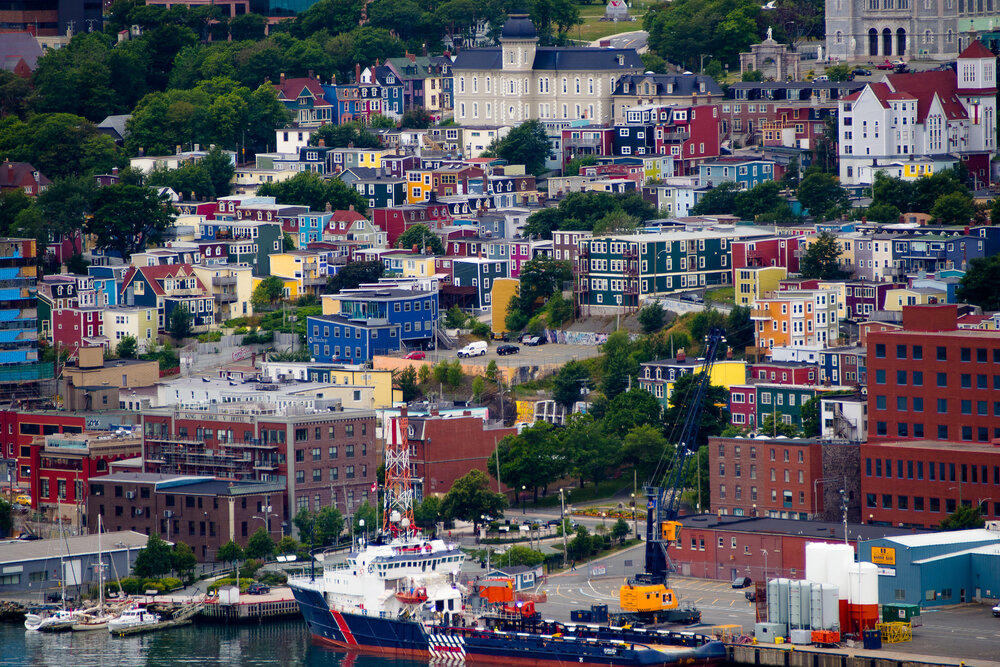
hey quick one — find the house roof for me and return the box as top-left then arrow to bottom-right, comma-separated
453,47 -> 642,72
501,14 -> 538,40
959,40 -> 995,59
0,531 -> 152,565
274,77 -> 331,105
841,82 -> 914,109
0,32 -> 43,71
0,160 -> 51,189
880,528 -> 999,548
98,114 -> 131,140
612,74 -> 723,97
122,263 -> 204,296
886,70 -> 966,122
331,209 -> 368,224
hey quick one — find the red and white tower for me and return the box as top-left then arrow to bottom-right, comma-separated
382,407 -> 416,538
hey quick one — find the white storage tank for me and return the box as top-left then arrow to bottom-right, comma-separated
789,580 -> 803,628
799,579 -> 812,629
768,579 -> 780,622
777,578 -> 791,625
847,562 -> 879,605
822,584 -> 840,630
805,542 -> 829,584
826,543 -> 854,600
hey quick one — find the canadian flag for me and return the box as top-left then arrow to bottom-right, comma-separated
371,482 -> 377,492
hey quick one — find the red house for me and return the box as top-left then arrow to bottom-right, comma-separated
52,307 -> 106,353
730,235 -> 803,278
747,361 -> 819,386
654,104 -> 720,176
0,160 -> 50,196
373,204 -> 452,248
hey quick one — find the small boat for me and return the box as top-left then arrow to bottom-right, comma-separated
395,587 -> 429,604
72,609 -> 117,632
24,609 -> 79,632
107,607 -> 160,633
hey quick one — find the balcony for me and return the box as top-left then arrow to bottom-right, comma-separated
212,276 -> 237,287
302,275 -> 327,286
750,308 -> 770,320
565,136 -> 602,147
215,291 -> 237,303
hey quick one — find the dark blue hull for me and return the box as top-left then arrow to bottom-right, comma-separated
289,584 -> 726,666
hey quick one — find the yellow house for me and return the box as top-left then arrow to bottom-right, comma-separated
490,278 -> 520,335
253,275 -> 300,301
639,358 -> 747,406
883,287 -> 946,311
321,293 -> 341,315
400,255 -> 436,278
192,264 -> 254,321
269,251 -> 326,296
407,170 -> 434,203
816,281 -> 848,320
259,361 -> 399,408
102,306 -> 158,354
735,266 -> 787,307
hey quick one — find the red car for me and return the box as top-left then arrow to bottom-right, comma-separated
404,351 -> 426,360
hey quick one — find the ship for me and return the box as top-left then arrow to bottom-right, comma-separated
288,413 -> 725,667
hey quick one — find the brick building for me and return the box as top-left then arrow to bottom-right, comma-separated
861,440 -> 1000,528
665,514 -> 922,581
405,411 -> 516,499
87,473 -> 287,562
867,304 -> 1000,443
140,405 -> 377,519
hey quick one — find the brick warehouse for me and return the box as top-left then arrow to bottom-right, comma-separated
709,436 -> 860,522
867,304 -> 1000,444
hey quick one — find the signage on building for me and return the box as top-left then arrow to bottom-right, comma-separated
232,347 -> 252,361
876,566 -> 895,577
871,546 -> 896,565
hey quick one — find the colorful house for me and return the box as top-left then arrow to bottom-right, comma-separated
272,74 -> 333,127
735,266 -> 787,307
751,289 -> 840,353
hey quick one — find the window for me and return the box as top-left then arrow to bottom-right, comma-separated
937,372 -> 947,387
937,346 -> 947,361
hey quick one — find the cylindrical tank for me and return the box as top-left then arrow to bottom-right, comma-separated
855,562 -> 879,605
789,580 -> 802,628
810,582 -> 824,629
799,579 -> 812,629
805,543 -> 829,584
826,544 -> 854,600
768,579 -> 780,623
777,578 -> 791,625
822,584 -> 840,631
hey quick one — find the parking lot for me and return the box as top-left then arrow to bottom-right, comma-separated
419,341 -> 603,370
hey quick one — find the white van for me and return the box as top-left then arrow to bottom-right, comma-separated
457,341 -> 488,358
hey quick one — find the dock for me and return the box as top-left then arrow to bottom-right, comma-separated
197,587 -> 301,624
110,602 -> 203,637
728,641 -> 990,667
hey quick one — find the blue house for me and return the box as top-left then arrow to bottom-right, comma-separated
88,265 -> 126,306
297,212 -> 334,247
366,66 -> 405,120
612,124 -> 656,157
307,288 -> 439,362
453,258 -> 509,311
698,158 -> 775,189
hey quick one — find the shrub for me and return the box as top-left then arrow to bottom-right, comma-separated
259,571 -> 288,586
208,577 -> 255,593
160,577 -> 183,591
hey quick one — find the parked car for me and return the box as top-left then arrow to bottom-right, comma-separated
524,336 -> 546,346
497,344 -> 520,356
247,583 -> 270,595
875,60 -> 895,70
745,590 -> 757,602
517,332 -> 534,343
993,603 -> 1000,617
457,341 -> 488,358
732,576 -> 752,589
852,68 -> 872,76
404,351 -> 426,360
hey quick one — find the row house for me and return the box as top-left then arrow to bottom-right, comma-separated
641,180 -> 705,218
730,235 -> 803,277
425,126 -> 510,159
0,160 -> 50,196
432,165 -> 484,198
352,175 -> 407,209
639,353 -> 746,407
331,148 -> 394,173
121,264 -> 214,332
294,211 -> 333,247
734,266 -> 787,308
698,158 -> 776,189
323,208 -> 387,248
610,73 -> 722,123
747,361 -> 819,386
552,230 -> 590,267
272,74 -> 333,127
751,289 -> 840,353
37,274 -> 100,342
197,218 -> 284,275
453,257 -> 509,311
561,126 -> 615,167
102,305 -> 158,353
269,251 -> 329,298
842,280 -> 904,319
484,239 -> 536,278
141,404 -> 377,532
275,126 -> 315,154
839,42 -> 997,187
579,162 -> 645,186
761,107 -> 837,150
372,205 -> 453,248
818,345 -> 867,386
52,307 -> 106,353
322,80 -> 383,125
360,65 -> 405,119
385,55 -> 453,113
729,382 -> 846,431
88,266 -> 126,308
723,81 -> 861,146
652,104 -> 721,176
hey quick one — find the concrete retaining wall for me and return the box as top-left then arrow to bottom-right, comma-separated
730,644 -> 964,667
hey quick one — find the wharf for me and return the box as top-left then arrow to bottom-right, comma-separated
110,602 -> 203,637
728,642 -> 1000,667
197,588 -> 300,623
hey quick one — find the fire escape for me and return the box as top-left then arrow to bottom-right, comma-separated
623,245 -> 639,313
574,245 -> 590,318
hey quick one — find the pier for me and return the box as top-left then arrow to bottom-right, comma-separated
197,588 -> 301,624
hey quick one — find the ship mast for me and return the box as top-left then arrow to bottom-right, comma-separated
382,407 -> 416,538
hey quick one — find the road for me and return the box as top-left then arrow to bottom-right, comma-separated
591,30 -> 648,52
407,342 -> 602,370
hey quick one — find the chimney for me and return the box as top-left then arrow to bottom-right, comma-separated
726,346 -> 733,359
176,144 -> 182,154
112,167 -> 119,175
325,202 -> 332,212
331,73 -> 336,84
412,244 -> 419,253
376,58 -> 380,68
308,69 -> 314,79
355,63 -> 361,83
279,72 -> 285,84
444,50 -> 451,58
318,139 -> 326,147
349,204 -> 354,212
676,348 -> 686,363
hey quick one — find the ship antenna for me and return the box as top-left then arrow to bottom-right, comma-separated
382,406 -> 416,538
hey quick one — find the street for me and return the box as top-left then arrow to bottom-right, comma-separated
591,30 -> 648,51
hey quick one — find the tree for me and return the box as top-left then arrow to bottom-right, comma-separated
229,12 -> 267,39
930,191 -> 975,225
725,305 -> 754,351
759,412 -> 801,437
85,184 -> 175,259
116,335 -> 138,360
326,260 -> 384,293
939,504 -> 984,531
734,181 -> 795,222
799,395 -> 822,438
957,254 -> 1000,311
441,469 -> 507,527
396,223 -> 444,255
309,122 -> 382,149
0,499 -> 11,538
562,414 -> 617,489
414,495 -> 443,532
0,112 -> 122,179
863,202 -> 901,223
472,376 -> 485,402
564,154 -> 597,176
601,330 -> 637,400
0,71 -> 31,119
368,114 -> 397,129
741,69 -> 764,82
552,360 -> 590,409
277,536 -> 299,555
638,302 -> 665,334
133,533 -> 173,578
252,275 -> 286,309
800,231 -> 849,280
401,107 -> 433,129
593,210 -> 640,236
217,540 -> 245,576
611,518 -> 630,543
35,176 -> 98,255
825,64 -> 852,82
257,172 -> 367,214
169,305 -> 193,339
171,541 -> 197,580
483,120 -> 551,175
395,365 -> 420,402
293,505 -> 345,546
246,527 -> 276,561
663,372 -> 729,451
644,0 -> 764,71
504,545 -> 546,567
543,291 -> 573,327
622,424 -> 671,472
352,501 -> 377,539
488,423 -> 566,501
690,182 -> 740,215
603,388 -> 663,438
523,207 -> 562,240
991,196 -> 1000,225
640,52 -> 668,73
797,170 -> 849,220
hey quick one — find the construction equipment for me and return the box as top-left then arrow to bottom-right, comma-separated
617,328 -> 726,626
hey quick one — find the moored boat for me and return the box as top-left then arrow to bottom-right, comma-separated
107,607 -> 161,633
24,609 -> 79,632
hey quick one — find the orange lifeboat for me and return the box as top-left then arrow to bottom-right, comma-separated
396,587 -> 428,604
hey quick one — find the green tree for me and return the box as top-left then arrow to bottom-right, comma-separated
133,533 -> 173,578
85,184 -> 175,259
169,305 -> 193,339
640,52 -> 668,73
488,422 -> 566,501
564,154 -> 597,176
395,365 -> 421,402
441,468 -> 507,527
277,536 -> 299,555
543,291 -> 573,327
396,224 -> 444,255
663,372 -> 729,451
602,387 -> 663,438
504,545 -> 546,567
734,181 -> 795,222
825,64 -> 852,81
930,191 -> 975,225
622,423 -> 671,471
472,376 -> 485,402
990,196 -> 1000,225
601,330 -> 636,400
552,360 -> 590,409
293,505 -> 345,546
611,518 -> 631,543
35,176 -> 98,255
368,114 -> 397,129
741,69 -> 764,82
257,171 -> 367,213
593,210 -> 640,236
401,107 -> 434,129
310,122 -> 382,149
759,412 -> 801,437
483,120 -> 551,175
229,12 -> 267,39
445,360 -> 463,387
939,504 -> 984,530
957,254 -> 1000,311
638,302 -> 665,334
252,275 -> 286,309
0,498 -> 11,538
871,171 -> 914,212
116,335 -> 138,360
863,202 -> 901,223
690,182 -> 740,215
522,207 -> 562,240
414,495 -> 443,532
171,541 -> 197,580
562,414 -> 618,489
0,71 -> 31,119
352,501 -> 377,539
0,113 -> 121,180
800,231 -> 849,280
797,170 -> 849,219
326,260 -> 384,293
799,395 -> 822,438
246,527 -> 276,561
217,540 -> 245,576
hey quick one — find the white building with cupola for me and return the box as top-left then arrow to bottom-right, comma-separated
451,14 -> 643,125
837,40 -> 996,187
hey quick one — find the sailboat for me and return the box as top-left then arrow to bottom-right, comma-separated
72,516 -> 118,631
25,517 -> 80,632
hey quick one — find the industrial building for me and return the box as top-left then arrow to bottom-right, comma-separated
860,528 -> 1000,607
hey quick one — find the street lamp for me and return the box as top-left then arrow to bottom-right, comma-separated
521,485 -> 526,515
978,498 -> 993,516
630,493 -> 638,539
359,518 -> 366,545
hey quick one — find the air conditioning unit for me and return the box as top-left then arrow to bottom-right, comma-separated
125,491 -> 135,499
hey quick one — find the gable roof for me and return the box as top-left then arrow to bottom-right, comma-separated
959,40 -> 995,59
0,160 -> 51,189
274,77 -> 331,106
886,70 -> 966,121
331,209 -> 368,224
841,82 -> 914,109
0,32 -> 43,71
122,263 -> 205,296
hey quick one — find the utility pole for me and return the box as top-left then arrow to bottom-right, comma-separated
840,488 -> 849,546
559,488 -> 568,568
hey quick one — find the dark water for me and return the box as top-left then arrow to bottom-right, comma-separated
0,620 -> 427,667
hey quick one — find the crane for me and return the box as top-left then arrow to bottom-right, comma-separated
615,327 -> 726,626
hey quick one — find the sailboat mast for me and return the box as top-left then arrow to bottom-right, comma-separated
58,515 -> 65,610
98,515 -> 103,610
